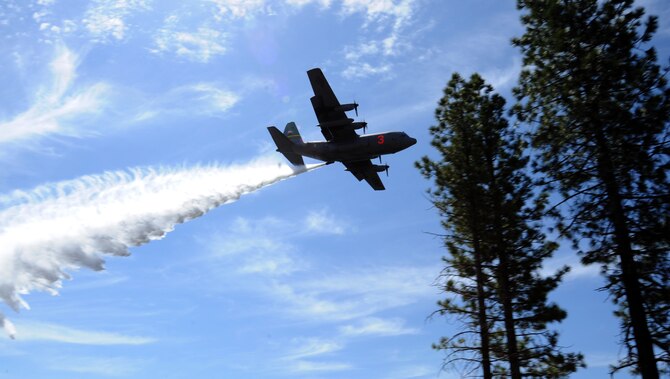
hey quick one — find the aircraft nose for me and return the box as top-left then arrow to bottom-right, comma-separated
408,137 -> 417,147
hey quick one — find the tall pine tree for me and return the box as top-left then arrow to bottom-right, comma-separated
418,73 -> 583,378
512,0 -> 670,376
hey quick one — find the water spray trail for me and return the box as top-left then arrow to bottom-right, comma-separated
0,156 -> 321,338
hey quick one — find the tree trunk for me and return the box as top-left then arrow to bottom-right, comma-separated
470,199 -> 493,379
497,251 -> 522,379
474,241 -> 493,379
485,150 -> 523,379
594,127 -> 659,379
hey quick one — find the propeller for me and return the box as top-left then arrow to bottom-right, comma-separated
385,165 -> 389,177
353,100 -> 359,117
378,156 -> 382,164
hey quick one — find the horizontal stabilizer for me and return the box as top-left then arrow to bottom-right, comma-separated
267,126 -> 305,166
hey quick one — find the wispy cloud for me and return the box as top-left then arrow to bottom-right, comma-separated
340,0 -> 415,27
65,274 -> 129,291
14,321 -> 155,345
281,337 -> 343,360
540,252 -> 601,282
130,82 -> 240,123
271,266 -> 434,321
304,208 -> 348,235
46,355 -> 145,376
340,317 -> 418,337
278,337 -> 352,374
153,24 -> 229,63
585,352 -> 619,368
30,0 -> 78,41
146,0 -> 419,73
199,213 -> 432,327
286,0 -> 333,8
285,359 -> 353,373
195,210 -> 432,376
205,208 -> 347,276
209,0 -> 268,20
206,216 -> 304,276
184,83 -> 240,112
83,0 -> 150,42
340,0 -> 418,78
0,46 -> 108,144
342,62 -> 392,79
480,56 -> 522,91
385,364 -> 436,379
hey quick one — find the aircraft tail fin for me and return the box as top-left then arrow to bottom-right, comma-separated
283,122 -> 304,144
267,125 -> 305,166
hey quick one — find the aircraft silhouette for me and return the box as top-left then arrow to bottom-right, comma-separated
268,68 -> 416,190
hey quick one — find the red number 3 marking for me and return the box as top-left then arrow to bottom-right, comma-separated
377,135 -> 385,145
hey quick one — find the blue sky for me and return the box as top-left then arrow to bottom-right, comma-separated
0,1 -> 669,378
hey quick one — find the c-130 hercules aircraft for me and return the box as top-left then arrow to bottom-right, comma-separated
268,68 -> 417,190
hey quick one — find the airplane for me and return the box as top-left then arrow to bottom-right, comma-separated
267,68 -> 417,190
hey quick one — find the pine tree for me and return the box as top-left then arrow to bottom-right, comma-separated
420,73 -> 497,378
512,0 -> 670,376
418,73 -> 583,378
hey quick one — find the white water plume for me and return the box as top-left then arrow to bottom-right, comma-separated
0,156 -> 319,338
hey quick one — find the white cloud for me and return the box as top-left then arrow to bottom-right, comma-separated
13,321 -> 155,345
33,10 -> 48,23
385,365 -> 435,379
271,266 -> 434,321
338,0 -> 418,78
341,0 -> 415,27
205,209 -> 346,276
480,57 -> 522,91
286,360 -> 352,373
131,82 -> 241,122
0,46 -> 108,144
281,337 -> 343,360
344,41 -> 380,61
66,274 -> 129,291
342,62 -> 392,79
238,254 -> 298,275
186,83 -> 240,112
217,235 -> 300,275
540,253 -> 601,281
50,46 -> 77,99
153,24 -> 229,63
207,216 -> 305,276
340,317 -> 418,337
209,0 -> 267,20
278,337 -> 352,374
566,262 -> 601,280
145,0 -> 417,68
83,0 -> 150,41
304,208 -> 347,235
286,0 -> 332,7
47,356 -> 144,376
585,352 -> 619,368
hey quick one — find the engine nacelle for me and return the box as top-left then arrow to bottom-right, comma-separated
334,102 -> 359,114
372,164 -> 389,173
351,121 -> 367,130
319,118 -> 354,128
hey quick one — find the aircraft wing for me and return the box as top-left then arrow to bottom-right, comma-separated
343,160 -> 385,191
307,68 -> 358,143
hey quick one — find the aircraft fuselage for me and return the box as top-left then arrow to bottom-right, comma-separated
293,132 -> 416,163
